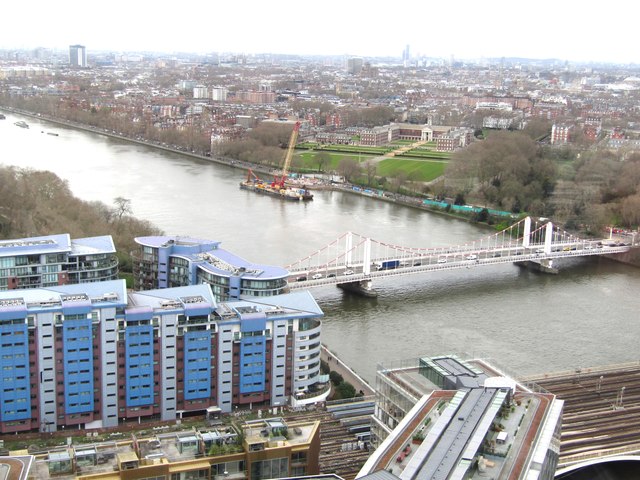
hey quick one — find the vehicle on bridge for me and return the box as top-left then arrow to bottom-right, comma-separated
374,260 -> 400,270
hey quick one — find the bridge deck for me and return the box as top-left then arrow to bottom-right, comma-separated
288,243 -> 632,290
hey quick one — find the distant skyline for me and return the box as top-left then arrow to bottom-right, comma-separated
2,0 -> 638,64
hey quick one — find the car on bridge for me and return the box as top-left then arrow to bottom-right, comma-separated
465,254 -> 478,261
344,269 -> 354,275
437,257 -> 447,264
312,273 -> 323,280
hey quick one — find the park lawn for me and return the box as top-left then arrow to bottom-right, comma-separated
296,151 -> 373,172
397,149 -> 451,160
317,144 -> 391,155
377,158 -> 446,182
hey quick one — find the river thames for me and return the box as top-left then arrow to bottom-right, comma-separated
2,112 -> 639,384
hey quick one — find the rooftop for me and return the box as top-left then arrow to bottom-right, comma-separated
362,356 -> 563,480
24,418 -> 318,480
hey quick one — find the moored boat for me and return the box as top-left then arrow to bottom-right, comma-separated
240,174 -> 313,201
14,120 -> 29,128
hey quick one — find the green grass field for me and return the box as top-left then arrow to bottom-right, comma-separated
376,158 -> 446,182
396,149 -> 451,160
291,144 -> 448,182
316,144 -> 391,155
296,151 -> 373,172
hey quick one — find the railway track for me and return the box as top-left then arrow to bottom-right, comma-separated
528,365 -> 640,464
284,407 -> 371,478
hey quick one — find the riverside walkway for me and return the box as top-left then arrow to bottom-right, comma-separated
321,344 -> 375,396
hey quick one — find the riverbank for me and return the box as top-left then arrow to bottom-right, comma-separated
4,105 -> 638,258
0,106 -> 504,227
321,344 -> 375,397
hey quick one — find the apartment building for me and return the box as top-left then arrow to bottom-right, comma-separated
0,234 -> 118,291
0,279 -> 326,434
132,236 -> 290,301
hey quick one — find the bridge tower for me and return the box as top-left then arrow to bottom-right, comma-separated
523,217 -> 532,248
363,238 -> 371,275
544,221 -> 554,254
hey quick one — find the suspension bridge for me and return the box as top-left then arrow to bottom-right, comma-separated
285,217 -> 635,294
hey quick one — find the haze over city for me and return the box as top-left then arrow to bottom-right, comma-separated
3,0 -> 639,64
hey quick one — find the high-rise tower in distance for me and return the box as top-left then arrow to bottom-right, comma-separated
69,44 -> 87,68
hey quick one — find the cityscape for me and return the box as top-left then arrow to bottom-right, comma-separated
0,35 -> 639,480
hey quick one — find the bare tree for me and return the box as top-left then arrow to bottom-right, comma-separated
113,197 -> 132,222
621,193 -> 640,227
315,151 -> 331,172
337,158 -> 361,183
390,171 -> 409,193
363,161 -> 378,186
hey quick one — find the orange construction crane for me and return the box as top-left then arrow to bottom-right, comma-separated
272,121 -> 301,189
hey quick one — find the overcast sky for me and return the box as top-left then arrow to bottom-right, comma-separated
2,0 -> 638,64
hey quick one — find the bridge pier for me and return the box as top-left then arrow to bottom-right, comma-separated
515,259 -> 559,274
337,279 -> 378,298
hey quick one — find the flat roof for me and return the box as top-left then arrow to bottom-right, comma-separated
195,248 -> 289,279
128,284 -> 216,310
0,280 -> 127,309
368,357 -> 563,480
134,236 -> 219,249
135,235 -> 288,279
218,290 -> 323,318
0,233 -> 70,256
71,235 -> 116,254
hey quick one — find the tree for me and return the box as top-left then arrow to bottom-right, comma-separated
523,119 -> 552,141
113,197 -> 132,221
451,192 -> 465,206
446,131 -> 557,213
334,381 -> 356,399
363,160 -> 378,186
0,166 -> 161,272
315,151 -> 331,172
329,371 -> 343,386
621,193 -> 640,227
337,158 -> 361,183
390,171 -> 408,193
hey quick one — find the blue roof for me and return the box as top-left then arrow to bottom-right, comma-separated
196,248 -> 289,279
0,234 -> 116,257
0,233 -> 71,256
135,235 -> 288,279
220,290 -> 323,318
71,235 -> 116,254
0,280 -> 127,310
127,284 -> 217,311
135,235 -> 219,250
